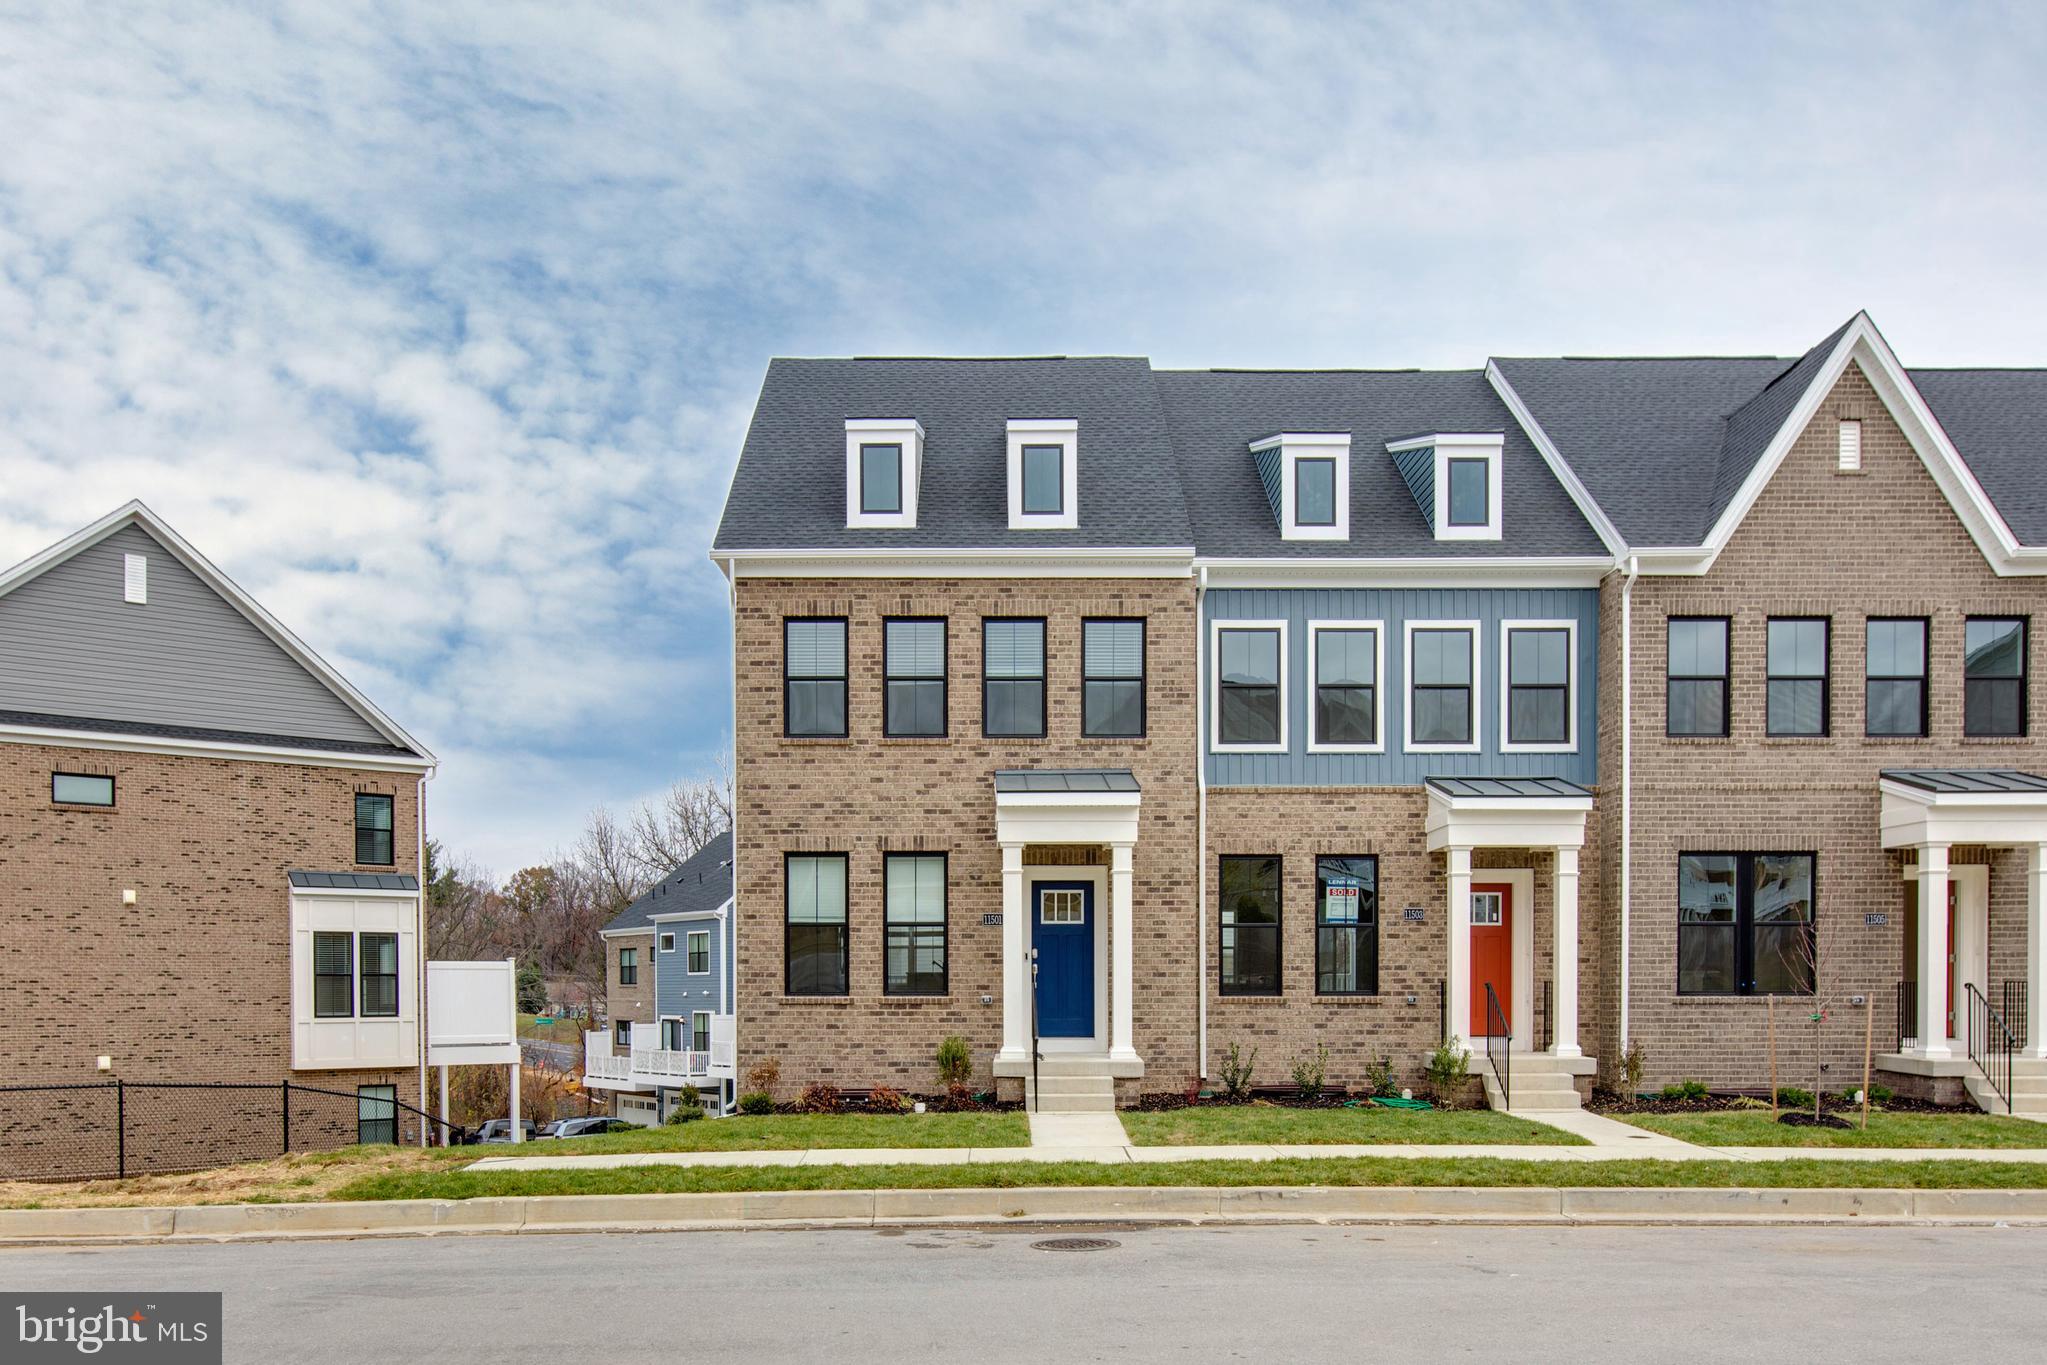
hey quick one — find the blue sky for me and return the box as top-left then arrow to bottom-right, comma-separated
2,3 -> 2043,872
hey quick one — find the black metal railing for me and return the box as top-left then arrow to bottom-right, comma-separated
2003,979 -> 2029,1051
1438,979 -> 1449,1044
1538,980 -> 1554,1054
1484,982 -> 1511,1111
1895,980 -> 1920,1053
1029,946 -> 1041,1114
1965,982 -> 2017,1115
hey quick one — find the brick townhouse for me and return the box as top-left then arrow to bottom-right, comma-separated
0,502 -> 436,1170
711,312 -> 2047,1115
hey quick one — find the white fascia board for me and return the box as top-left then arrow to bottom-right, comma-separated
287,884 -> 422,899
0,501 -> 436,762
0,722 -> 435,772
598,926 -> 657,940
1197,556 -> 1611,589
711,546 -> 1196,578
1484,361 -> 1631,558
647,900 -> 734,924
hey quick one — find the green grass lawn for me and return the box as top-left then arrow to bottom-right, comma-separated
1618,1109 -> 2047,1149
525,1112 -> 1029,1155
334,1155 -> 2047,1202
517,1013 -> 585,1044
1120,1105 -> 1581,1147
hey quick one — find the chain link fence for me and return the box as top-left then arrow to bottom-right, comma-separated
0,1080 -> 462,1182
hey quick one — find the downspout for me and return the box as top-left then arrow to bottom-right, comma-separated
416,767 -> 431,1146
1195,563 -> 1209,1080
1618,555 -> 1638,1054
725,561 -> 740,1113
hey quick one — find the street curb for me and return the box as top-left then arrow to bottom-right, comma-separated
9,1185 -> 2047,1246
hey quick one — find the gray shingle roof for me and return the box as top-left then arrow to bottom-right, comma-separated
993,768 -> 1140,793
1911,369 -> 2047,545
603,831 -> 734,936
0,709 -> 422,757
288,870 -> 421,890
1881,769 -> 2047,795
1706,318 -> 1855,532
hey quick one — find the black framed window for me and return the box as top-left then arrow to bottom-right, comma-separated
1021,444 -> 1064,514
1767,618 -> 1830,736
1219,854 -> 1281,996
1865,618 -> 1929,737
51,772 -> 114,806
618,947 -> 637,986
1506,626 -> 1571,745
314,932 -> 354,1018
357,1085 -> 397,1145
355,793 -> 394,865
613,1019 -> 629,1047
1082,618 -> 1145,737
1410,627 -> 1474,745
693,1011 -> 711,1052
859,442 -> 903,514
1667,617 -> 1730,736
983,618 -> 1047,737
1677,852 -> 1815,996
786,854 -> 849,996
784,618 -> 849,738
884,618 -> 947,737
687,930 -> 709,974
1965,617 -> 2027,737
1294,457 -> 1337,526
884,853 -> 947,996
1312,627 -> 1376,747
1446,457 -> 1489,526
359,932 -> 399,1017
662,1017 -> 684,1050
1217,626 -> 1282,746
1315,855 -> 1378,995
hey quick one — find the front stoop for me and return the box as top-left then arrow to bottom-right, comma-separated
1023,1056 -> 1119,1114
1478,1053 -> 1596,1113
1964,1057 -> 2047,1120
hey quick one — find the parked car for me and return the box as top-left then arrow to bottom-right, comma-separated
471,1119 -> 539,1144
541,1116 -> 636,1139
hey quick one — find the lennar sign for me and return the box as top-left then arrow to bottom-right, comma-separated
6,1294 -> 221,1362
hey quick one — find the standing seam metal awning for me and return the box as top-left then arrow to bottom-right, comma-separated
1424,776 -> 1592,800
993,769 -> 1140,794
1880,769 -> 2047,795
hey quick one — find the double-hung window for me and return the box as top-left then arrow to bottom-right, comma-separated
884,618 -> 947,737
1021,444 -> 1064,515
785,618 -> 849,738
1446,457 -> 1489,527
785,854 -> 848,996
1667,617 -> 1730,737
1309,624 -> 1378,750
1215,623 -> 1284,750
1965,617 -> 2027,737
983,618 -> 1047,737
859,443 -> 903,514
1219,855 -> 1281,996
1408,624 -> 1477,748
1677,852 -> 1815,995
359,933 -> 399,1017
357,1085 -> 398,1145
617,947 -> 638,985
1865,618 -> 1929,737
884,853 -> 947,996
692,1011 -> 711,1053
355,793 -> 394,865
314,932 -> 354,1018
1315,856 -> 1377,995
686,930 -> 710,974
314,931 -> 397,1019
1503,623 -> 1573,749
1082,619 -> 1145,737
1767,618 -> 1830,736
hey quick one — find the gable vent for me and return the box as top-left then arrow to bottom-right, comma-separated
122,553 -> 147,604
1837,419 -> 1862,472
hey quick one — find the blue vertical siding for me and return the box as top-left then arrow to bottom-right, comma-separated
1391,446 -> 1435,523
654,912 -> 730,1019
1205,586 -> 1599,785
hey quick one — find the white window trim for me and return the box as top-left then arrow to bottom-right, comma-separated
1210,618 -> 1290,754
691,1009 -> 712,1047
686,929 -> 711,975
1007,419 -> 1079,530
1498,618 -> 1579,754
1404,619 -> 1483,754
659,932 -> 676,952
1305,619 -> 1386,753
1423,434 -> 1504,542
1253,433 -> 1351,542
845,419 -> 924,530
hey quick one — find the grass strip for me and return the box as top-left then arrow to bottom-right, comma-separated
1119,1107 -> 1582,1147
1615,1110 -> 2047,1150
530,1112 -> 1029,1155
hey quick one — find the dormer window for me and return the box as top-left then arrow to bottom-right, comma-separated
845,419 -> 923,529
1251,433 -> 1350,541
1007,420 -> 1078,530
1446,457 -> 1489,527
1386,433 -> 1503,541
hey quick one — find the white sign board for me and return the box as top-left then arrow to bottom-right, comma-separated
427,959 -> 521,1066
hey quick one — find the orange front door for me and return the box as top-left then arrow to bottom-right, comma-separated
1469,884 -> 1513,1037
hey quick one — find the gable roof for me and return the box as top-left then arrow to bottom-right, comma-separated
603,830 -> 734,936
0,502 -> 432,763
1911,369 -> 2047,545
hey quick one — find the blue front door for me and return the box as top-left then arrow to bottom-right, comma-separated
1032,881 -> 1095,1038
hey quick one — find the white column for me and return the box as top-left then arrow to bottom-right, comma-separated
1914,843 -> 1953,1058
1552,845 -> 1582,1057
508,1062 -> 523,1142
438,1064 -> 450,1147
1110,841 -> 1137,1063
1445,846 -> 1472,1051
998,842 -> 1029,1065
2027,843 -> 2047,1060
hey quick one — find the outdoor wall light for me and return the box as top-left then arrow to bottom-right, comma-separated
96,1055 -> 112,1072
121,889 -> 136,905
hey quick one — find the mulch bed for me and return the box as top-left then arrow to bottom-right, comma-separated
1590,1090 -> 1965,1117
1134,1088 -> 1419,1113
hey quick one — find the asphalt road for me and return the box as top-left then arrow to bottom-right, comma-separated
5,1223 -> 2042,1363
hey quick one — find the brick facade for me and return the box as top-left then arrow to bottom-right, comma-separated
606,930 -> 656,1032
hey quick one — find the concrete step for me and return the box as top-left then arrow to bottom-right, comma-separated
1025,1091 -> 1117,1114
1480,1063 -> 1582,1113
1026,1056 -> 1122,1076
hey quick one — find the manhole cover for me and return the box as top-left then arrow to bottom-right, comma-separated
1031,1237 -> 1119,1252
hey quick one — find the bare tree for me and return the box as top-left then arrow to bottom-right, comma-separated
626,759 -> 733,879
424,839 -> 507,961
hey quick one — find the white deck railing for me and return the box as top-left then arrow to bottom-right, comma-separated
584,1028 -> 727,1088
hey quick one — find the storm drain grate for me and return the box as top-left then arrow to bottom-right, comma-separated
1031,1237 -> 1119,1252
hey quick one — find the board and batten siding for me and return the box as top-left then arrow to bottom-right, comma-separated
1205,586 -> 1598,786
0,524 -> 387,744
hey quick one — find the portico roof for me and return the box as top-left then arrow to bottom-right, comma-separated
1881,769 -> 2047,795
994,768 -> 1140,793
1424,775 -> 1592,851
1425,776 -> 1592,800
1879,770 -> 2047,848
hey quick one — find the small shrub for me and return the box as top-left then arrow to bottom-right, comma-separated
1777,1086 -> 1815,1110
737,1091 -> 774,1116
1659,1079 -> 1708,1102
1218,1041 -> 1258,1103
1729,1095 -> 1771,1110
1616,1039 -> 1647,1095
1365,1055 -> 1399,1099
1289,1043 -> 1329,1099
1865,1083 -> 1893,1106
935,1035 -> 973,1088
745,1057 -> 781,1099
1424,1042 -> 1469,1108
937,1081 -> 978,1112
868,1084 -> 911,1114
664,1101 -> 704,1124
798,1081 -> 840,1114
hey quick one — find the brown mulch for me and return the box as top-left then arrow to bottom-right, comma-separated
1590,1090 -> 1966,1117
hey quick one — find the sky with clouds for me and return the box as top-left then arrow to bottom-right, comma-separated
1,2 -> 2043,873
